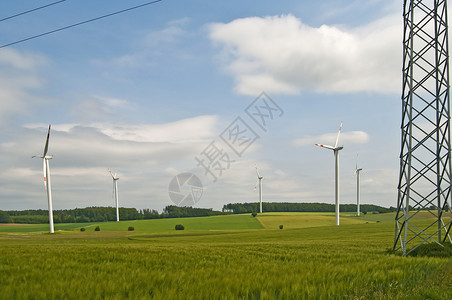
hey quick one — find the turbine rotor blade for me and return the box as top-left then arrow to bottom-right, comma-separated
43,124 -> 51,157
315,143 -> 335,150
254,164 -> 261,178
334,121 -> 342,148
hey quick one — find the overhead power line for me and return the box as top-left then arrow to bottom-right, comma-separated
0,0 -> 163,49
0,0 -> 67,22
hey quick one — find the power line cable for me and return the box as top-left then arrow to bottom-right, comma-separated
0,0 -> 67,22
0,0 -> 163,49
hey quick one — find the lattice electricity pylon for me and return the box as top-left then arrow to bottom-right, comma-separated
394,0 -> 452,256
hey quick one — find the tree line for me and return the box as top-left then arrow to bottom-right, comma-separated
0,202 -> 398,224
0,205 -> 227,224
222,202 -> 397,214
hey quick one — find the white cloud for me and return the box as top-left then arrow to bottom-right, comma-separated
144,17 -> 191,46
1,116 -> 221,210
0,49 -> 48,122
25,115 -> 218,143
0,48 -> 47,70
209,14 -> 401,95
98,17 -> 193,69
92,116 -> 218,143
294,131 -> 370,147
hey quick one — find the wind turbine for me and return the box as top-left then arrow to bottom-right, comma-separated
315,122 -> 343,226
354,154 -> 363,217
109,169 -> 120,222
32,125 -> 54,234
254,165 -> 264,213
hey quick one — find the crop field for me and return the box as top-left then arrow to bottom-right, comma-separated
0,212 -> 451,299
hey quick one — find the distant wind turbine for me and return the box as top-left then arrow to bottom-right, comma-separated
32,125 -> 54,233
254,165 -> 264,213
109,169 -> 120,222
315,122 -> 343,226
354,154 -> 363,217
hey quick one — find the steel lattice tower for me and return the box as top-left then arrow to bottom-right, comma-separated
394,0 -> 452,255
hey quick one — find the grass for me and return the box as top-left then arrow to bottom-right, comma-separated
256,212 -> 369,229
0,214 -> 262,233
0,222 -> 95,233
0,213 -> 451,299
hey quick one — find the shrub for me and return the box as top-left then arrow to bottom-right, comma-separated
279,225 -> 283,230
175,224 -> 184,230
94,226 -> 100,231
128,226 -> 135,231
251,212 -> 257,217
80,228 -> 85,232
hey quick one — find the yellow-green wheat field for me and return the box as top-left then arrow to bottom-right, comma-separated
0,212 -> 451,299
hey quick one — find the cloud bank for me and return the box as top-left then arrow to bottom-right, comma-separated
209,14 -> 401,95
294,131 -> 370,147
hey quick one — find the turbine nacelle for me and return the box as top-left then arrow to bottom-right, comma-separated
32,155 -> 53,159
108,169 -> 119,180
354,154 -> 362,175
255,165 -> 263,180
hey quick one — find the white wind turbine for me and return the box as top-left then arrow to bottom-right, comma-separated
315,122 -> 343,226
254,165 -> 264,213
109,169 -> 120,222
354,154 -> 363,217
32,125 -> 54,234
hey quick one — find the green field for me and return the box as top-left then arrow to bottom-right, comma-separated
0,213 -> 451,299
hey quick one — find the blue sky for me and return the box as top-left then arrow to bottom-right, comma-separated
0,0 -> 403,212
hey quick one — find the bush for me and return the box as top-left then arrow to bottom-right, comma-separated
251,212 -> 257,217
175,224 -> 184,230
279,225 -> 283,230
128,226 -> 135,231
94,226 -> 100,231
80,228 -> 85,232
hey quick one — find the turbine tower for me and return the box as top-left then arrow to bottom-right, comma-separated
255,166 -> 264,213
316,122 -> 343,226
32,125 -> 54,234
109,169 -> 120,222
394,0 -> 452,255
354,155 -> 363,217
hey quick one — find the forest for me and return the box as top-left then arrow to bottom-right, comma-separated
0,202 -> 396,224
222,202 -> 397,214
0,205 -> 225,224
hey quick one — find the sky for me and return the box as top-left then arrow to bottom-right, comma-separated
0,0 -> 404,212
